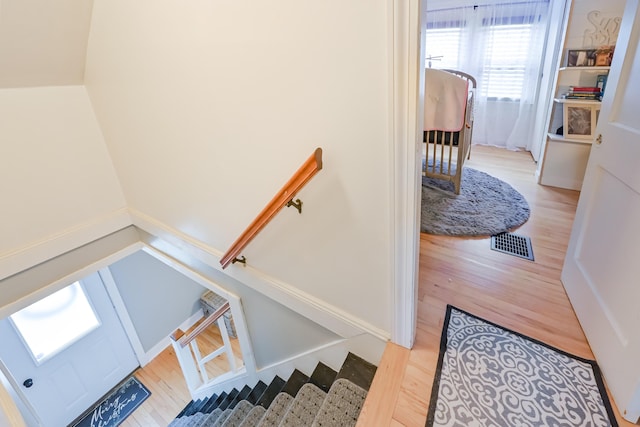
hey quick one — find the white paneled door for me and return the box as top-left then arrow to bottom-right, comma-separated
0,273 -> 139,426
561,0 -> 640,422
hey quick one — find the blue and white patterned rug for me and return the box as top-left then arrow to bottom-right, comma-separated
426,306 -> 618,427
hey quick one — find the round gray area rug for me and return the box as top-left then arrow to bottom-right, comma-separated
421,167 -> 530,236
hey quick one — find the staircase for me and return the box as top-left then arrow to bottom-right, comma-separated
168,352 -> 376,427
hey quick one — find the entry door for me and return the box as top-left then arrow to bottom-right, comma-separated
0,272 -> 139,427
561,0 -> 640,422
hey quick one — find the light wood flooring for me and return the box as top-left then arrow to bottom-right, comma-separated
358,145 -> 635,426
119,145 -> 633,426
119,321 -> 244,426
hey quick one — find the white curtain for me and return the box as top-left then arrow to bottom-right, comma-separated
425,1 -> 550,150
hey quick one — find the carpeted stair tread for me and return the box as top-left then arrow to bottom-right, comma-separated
256,392 -> 293,427
256,376 -> 286,409
336,352 -> 377,391
198,408 -> 223,427
178,412 -> 205,427
280,369 -> 310,397
210,408 -> 233,427
311,378 -> 368,427
189,413 -> 207,426
219,400 -> 253,427
171,354 -> 377,427
246,380 -> 268,405
279,383 -> 327,426
238,405 -> 266,427
309,362 -> 337,394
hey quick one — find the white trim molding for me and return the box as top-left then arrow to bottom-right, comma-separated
0,228 -> 142,319
0,208 -> 132,281
389,0 -> 424,349
130,209 -> 390,343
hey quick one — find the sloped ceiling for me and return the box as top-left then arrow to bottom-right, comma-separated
0,0 -> 93,88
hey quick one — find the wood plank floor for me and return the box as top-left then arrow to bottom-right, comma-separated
119,145 -> 632,426
119,321 -> 244,426
358,145 -> 635,426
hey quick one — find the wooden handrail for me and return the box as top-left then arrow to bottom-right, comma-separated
220,147 -> 323,269
170,301 -> 230,348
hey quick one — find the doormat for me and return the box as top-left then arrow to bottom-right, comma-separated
71,376 -> 151,427
426,305 -> 618,426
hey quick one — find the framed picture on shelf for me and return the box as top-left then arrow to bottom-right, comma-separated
563,103 -> 599,140
567,49 -> 597,67
595,45 -> 614,66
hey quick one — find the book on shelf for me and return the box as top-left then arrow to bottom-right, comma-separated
596,75 -> 608,96
570,86 -> 601,92
562,86 -> 601,101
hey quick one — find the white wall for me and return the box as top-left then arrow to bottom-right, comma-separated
0,86 -> 129,280
84,1 -> 393,335
108,249 -> 340,366
108,251 -> 206,352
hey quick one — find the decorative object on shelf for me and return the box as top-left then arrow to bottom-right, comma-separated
563,103 -> 599,140
595,45 -> 615,66
567,49 -> 597,67
596,74 -> 608,95
583,11 -> 621,46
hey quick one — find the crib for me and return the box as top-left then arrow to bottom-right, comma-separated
423,69 -> 476,194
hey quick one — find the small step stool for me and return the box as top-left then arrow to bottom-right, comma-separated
199,290 -> 237,338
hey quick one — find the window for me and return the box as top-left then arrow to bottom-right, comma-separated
425,27 -> 464,70
425,3 -> 548,100
480,23 -> 533,99
10,282 -> 101,364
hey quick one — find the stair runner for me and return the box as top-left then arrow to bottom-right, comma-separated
169,352 -> 376,427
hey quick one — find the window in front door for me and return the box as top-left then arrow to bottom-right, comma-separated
9,281 -> 101,365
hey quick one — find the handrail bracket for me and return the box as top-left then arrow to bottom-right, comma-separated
232,256 -> 247,266
286,198 -> 303,214
220,147 -> 323,269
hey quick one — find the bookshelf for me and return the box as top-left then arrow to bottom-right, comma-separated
537,1 -> 623,191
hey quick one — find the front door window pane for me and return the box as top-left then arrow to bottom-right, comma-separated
10,281 -> 101,364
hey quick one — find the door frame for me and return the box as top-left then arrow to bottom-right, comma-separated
390,0 -> 425,349
0,360 -> 40,427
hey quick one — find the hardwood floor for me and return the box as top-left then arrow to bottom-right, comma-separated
119,321 -> 244,426
119,145 -> 632,426
358,145 -> 635,426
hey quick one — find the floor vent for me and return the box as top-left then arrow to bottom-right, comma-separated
491,232 -> 534,261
